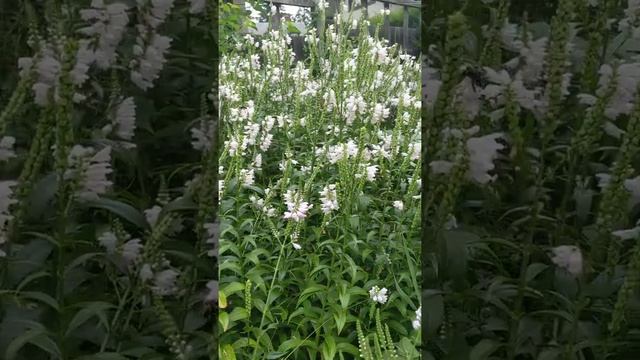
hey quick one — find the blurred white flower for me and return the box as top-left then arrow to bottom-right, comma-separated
412,306 -> 421,330
0,136 -> 16,161
79,0 -> 129,69
98,231 -> 118,253
65,145 -> 113,201
121,238 -> 142,264
113,97 -> 137,141
152,269 -> 179,296
393,200 -> 404,211
140,263 -> 154,281
550,245 -> 583,276
131,34 -> 172,90
466,133 -> 504,184
144,205 -> 162,227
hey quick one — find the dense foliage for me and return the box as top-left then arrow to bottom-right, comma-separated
425,0 -> 640,358
0,0 -> 216,359
218,4 -> 421,359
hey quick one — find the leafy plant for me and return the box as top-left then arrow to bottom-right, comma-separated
218,4 -> 421,359
425,0 -> 640,358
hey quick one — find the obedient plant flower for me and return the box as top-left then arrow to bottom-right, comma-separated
619,0 -> 640,38
393,200 -> 404,211
98,231 -> 118,254
152,268 -> 180,296
549,245 -> 583,276
466,133 -> 505,184
32,44 -> 62,106
65,145 -> 113,201
79,0 -> 130,69
144,205 -> 162,227
369,286 -> 388,304
121,238 -> 143,265
319,184 -> 339,214
113,97 -> 137,141
0,136 -> 16,161
130,0 -> 175,90
283,189 -> 313,222
130,34 -> 172,90
140,263 -> 154,281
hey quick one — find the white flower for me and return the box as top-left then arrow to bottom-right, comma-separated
412,306 -> 421,330
65,146 -> 113,201
113,97 -> 136,140
240,168 -> 255,186
283,190 -> 313,221
140,263 -> 154,281
549,245 -> 583,276
79,1 -> 129,69
371,103 -> 390,123
130,34 -> 172,91
144,205 -> 162,227
319,184 -> 339,214
121,238 -> 142,264
152,269 -> 179,296
369,286 -> 388,304
292,242 -> 302,250
98,231 -> 118,253
612,224 -> 640,240
366,165 -> 378,181
393,200 -> 404,211
145,0 -> 176,29
31,46 -> 61,106
70,40 -> 94,87
466,133 -> 504,184
0,136 -> 16,161
18,57 -> 33,78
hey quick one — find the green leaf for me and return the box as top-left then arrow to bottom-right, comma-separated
443,230 -> 475,289
525,263 -> 549,283
321,335 -> 337,360
65,302 -> 115,336
24,173 -> 57,220
83,198 -> 147,229
296,284 -> 325,307
470,339 -> 500,360
333,308 -> 347,335
18,291 -> 59,311
73,353 -> 130,360
219,344 -> 236,360
219,311 -> 230,332
5,328 -> 61,360
423,291 -> 444,336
